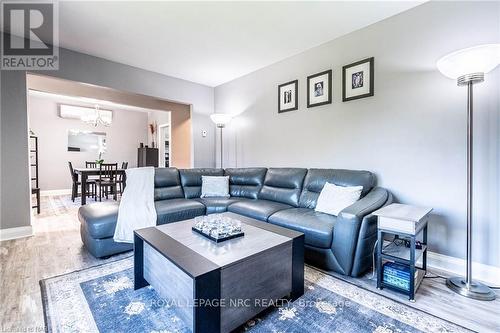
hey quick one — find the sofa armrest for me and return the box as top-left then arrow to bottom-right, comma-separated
350,191 -> 394,276
340,187 -> 389,220
331,187 -> 389,275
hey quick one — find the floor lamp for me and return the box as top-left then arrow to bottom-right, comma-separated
210,113 -> 233,168
437,44 -> 499,301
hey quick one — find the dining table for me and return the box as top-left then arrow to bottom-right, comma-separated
73,167 -> 127,205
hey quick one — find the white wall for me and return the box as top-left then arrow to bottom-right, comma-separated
28,95 -> 149,190
214,1 -> 500,267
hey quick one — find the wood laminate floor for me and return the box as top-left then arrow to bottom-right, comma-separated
326,268 -> 500,332
1,194 -> 499,332
0,194 -> 130,332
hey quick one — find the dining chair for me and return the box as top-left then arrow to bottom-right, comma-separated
68,162 -> 95,202
85,161 -> 102,185
117,162 -> 128,195
96,163 -> 118,201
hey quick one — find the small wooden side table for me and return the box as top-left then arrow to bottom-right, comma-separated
373,203 -> 432,301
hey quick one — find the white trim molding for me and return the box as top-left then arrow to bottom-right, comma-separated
428,251 -> 500,287
40,189 -> 72,196
0,226 -> 33,241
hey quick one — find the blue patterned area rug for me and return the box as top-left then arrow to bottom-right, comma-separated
40,257 -> 467,333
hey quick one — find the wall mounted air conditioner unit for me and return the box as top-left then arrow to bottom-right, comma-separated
59,104 -> 91,120
59,104 -> 113,125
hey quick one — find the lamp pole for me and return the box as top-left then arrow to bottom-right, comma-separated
210,113 -> 232,169
437,44 -> 499,301
218,124 -> 224,168
445,72 -> 495,301
465,78 -> 473,288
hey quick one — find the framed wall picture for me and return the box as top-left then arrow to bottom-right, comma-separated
342,57 -> 374,102
307,69 -> 332,108
278,79 -> 298,113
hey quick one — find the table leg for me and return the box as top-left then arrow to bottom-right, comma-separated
81,174 -> 87,205
377,230 -> 383,289
134,234 -> 149,290
423,224 -> 428,271
36,189 -> 40,214
409,236 -> 416,301
291,234 -> 305,300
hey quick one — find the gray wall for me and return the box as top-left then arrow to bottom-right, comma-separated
1,43 -> 215,230
1,71 -> 31,231
214,1 -> 500,267
28,95 -> 149,190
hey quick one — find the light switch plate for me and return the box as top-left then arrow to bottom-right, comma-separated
202,130 -> 207,137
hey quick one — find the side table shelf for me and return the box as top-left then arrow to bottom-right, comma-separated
373,203 -> 432,302
376,226 -> 428,301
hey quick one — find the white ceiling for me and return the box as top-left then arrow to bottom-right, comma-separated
57,1 -> 424,87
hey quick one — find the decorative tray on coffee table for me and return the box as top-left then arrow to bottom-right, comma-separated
192,214 -> 244,243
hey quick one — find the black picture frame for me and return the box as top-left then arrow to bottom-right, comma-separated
342,57 -> 374,102
307,69 -> 332,108
278,79 -> 298,113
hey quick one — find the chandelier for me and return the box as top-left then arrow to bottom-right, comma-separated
81,105 -> 112,127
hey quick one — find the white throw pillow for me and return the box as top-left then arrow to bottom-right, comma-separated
315,182 -> 363,216
201,176 -> 230,198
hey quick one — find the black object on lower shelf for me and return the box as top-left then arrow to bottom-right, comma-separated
376,225 -> 428,301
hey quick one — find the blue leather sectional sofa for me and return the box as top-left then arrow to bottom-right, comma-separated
79,167 -> 392,277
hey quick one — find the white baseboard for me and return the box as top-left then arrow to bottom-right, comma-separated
0,226 -> 33,241
40,189 -> 71,196
427,251 -> 500,287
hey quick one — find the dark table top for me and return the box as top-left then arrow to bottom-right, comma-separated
74,167 -> 126,174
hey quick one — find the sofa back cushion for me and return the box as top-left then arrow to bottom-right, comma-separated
154,168 -> 184,201
224,168 -> 267,199
179,168 -> 224,198
299,169 -> 375,209
258,168 -> 307,206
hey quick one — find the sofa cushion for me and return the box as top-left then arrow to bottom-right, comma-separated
258,168 -> 307,206
154,168 -> 184,201
80,224 -> 133,258
179,168 -> 224,199
195,197 -> 248,214
268,208 -> 336,248
224,168 -> 267,199
155,199 -> 206,225
78,202 -> 120,239
299,169 -> 375,209
227,199 -> 292,222
201,176 -> 230,198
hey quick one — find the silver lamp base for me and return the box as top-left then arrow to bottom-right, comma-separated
446,277 -> 496,301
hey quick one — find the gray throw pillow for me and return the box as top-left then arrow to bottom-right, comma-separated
200,176 -> 230,198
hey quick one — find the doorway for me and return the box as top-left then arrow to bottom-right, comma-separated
158,123 -> 171,167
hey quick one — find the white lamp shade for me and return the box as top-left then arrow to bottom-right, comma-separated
210,113 -> 232,127
437,44 -> 500,79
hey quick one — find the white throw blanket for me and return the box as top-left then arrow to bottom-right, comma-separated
113,167 -> 156,243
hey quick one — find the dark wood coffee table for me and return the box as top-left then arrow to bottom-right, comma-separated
134,212 -> 304,333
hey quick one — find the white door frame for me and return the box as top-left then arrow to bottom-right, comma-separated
157,123 -> 171,167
